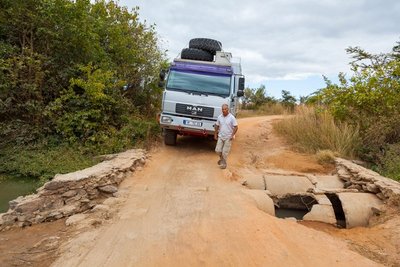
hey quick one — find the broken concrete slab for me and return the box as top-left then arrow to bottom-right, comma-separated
314,194 -> 332,205
241,175 -> 266,190
303,204 -> 336,225
243,190 -> 275,216
337,192 -> 383,228
313,175 -> 344,190
264,175 -> 314,195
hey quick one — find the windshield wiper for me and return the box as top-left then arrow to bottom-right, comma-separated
205,92 -> 229,98
191,91 -> 208,96
166,87 -> 192,94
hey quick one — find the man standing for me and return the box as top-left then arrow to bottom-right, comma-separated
214,104 -> 238,169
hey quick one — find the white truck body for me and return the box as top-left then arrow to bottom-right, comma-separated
159,51 -> 245,145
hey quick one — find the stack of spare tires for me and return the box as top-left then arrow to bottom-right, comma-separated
181,38 -> 222,62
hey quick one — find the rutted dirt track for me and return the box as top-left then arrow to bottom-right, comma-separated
50,116 -> 382,266
1,115 -> 400,266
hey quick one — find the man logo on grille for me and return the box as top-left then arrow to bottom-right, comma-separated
186,106 -> 203,115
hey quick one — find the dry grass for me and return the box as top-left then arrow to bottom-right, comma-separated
316,149 -> 337,165
237,103 -> 289,118
274,106 -> 360,158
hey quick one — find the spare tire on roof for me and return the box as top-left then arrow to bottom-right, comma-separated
181,48 -> 214,62
189,38 -> 222,55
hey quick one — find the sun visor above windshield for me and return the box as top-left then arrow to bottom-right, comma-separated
170,61 -> 233,76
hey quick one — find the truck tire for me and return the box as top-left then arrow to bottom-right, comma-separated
164,129 -> 177,146
181,48 -> 214,62
189,38 -> 222,55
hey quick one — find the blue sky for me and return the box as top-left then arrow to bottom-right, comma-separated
249,74 -> 339,100
119,0 -> 399,99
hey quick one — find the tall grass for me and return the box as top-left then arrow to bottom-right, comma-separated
274,106 -> 360,158
238,103 -> 289,118
0,119 -> 161,184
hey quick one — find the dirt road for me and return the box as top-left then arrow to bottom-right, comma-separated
50,116 -> 383,266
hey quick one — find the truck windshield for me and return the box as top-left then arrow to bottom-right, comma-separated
166,70 -> 231,96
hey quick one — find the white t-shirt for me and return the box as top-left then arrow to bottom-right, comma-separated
216,113 -> 238,140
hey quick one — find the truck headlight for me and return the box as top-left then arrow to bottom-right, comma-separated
161,116 -> 172,124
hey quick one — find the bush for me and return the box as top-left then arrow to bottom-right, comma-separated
0,0 -> 166,184
0,117 -> 161,183
87,118 -> 161,154
376,143 -> 400,181
316,149 -> 337,165
0,141 -> 100,183
274,106 -> 360,158
45,65 -> 132,144
305,42 -> 400,180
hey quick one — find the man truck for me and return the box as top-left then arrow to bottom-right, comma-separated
159,38 -> 245,145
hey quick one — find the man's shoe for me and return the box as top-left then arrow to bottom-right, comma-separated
217,159 -> 222,165
219,164 -> 227,169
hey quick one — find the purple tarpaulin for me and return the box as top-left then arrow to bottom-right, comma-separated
171,61 -> 232,76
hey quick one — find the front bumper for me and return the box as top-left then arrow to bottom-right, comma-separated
159,113 -> 216,136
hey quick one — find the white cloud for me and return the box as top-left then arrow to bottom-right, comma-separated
119,0 -> 400,96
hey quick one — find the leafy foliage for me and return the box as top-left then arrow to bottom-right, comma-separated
0,0 -> 165,143
241,85 -> 298,114
242,85 -> 277,109
280,90 -> 297,111
306,41 -> 400,180
45,64 -> 130,144
0,0 -> 166,181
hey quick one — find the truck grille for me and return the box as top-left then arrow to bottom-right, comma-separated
175,103 -> 214,118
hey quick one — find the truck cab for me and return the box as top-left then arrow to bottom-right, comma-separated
159,49 -> 245,145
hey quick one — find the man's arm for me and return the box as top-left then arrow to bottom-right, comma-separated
214,124 -> 219,140
231,125 -> 238,140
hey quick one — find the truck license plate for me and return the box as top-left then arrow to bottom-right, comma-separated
183,120 -> 202,127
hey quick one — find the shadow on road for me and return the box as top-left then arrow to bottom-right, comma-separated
169,135 -> 217,152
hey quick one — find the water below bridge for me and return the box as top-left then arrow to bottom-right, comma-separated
0,175 -> 39,213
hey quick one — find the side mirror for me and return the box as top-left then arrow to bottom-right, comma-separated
238,77 -> 245,91
158,81 -> 165,88
159,69 -> 166,80
237,90 -> 244,97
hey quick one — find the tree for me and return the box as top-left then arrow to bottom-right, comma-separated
241,85 -> 276,109
251,85 -> 268,107
0,0 -> 166,146
280,90 -> 296,110
241,87 -> 256,109
308,40 -> 400,179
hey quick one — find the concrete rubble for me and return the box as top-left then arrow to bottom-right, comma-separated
335,158 -> 400,206
0,149 -> 146,231
243,189 -> 275,216
240,158 -> 400,228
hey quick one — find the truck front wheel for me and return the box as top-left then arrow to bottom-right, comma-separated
164,129 -> 177,146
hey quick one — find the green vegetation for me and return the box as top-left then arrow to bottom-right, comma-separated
240,85 -> 297,116
242,41 -> 399,180
1,1 -> 398,184
273,41 -> 400,181
0,0 -> 165,183
305,42 -> 400,180
0,142 -> 100,183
